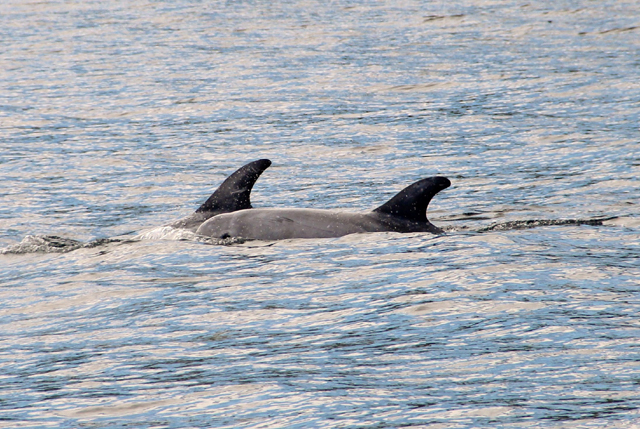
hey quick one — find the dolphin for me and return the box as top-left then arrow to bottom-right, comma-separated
195,175 -> 451,240
168,159 -> 271,231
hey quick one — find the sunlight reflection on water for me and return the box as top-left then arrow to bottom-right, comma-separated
1,0 -> 639,427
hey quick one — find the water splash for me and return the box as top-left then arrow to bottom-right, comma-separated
0,235 -> 84,254
1,228 -> 246,254
0,235 -> 128,254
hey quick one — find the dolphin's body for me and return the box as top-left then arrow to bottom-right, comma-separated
168,159 -> 271,231
196,176 -> 451,240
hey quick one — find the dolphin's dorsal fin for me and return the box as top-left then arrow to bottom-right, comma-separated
196,159 -> 271,213
373,176 -> 450,222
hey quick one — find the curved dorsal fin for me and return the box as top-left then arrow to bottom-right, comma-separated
196,159 -> 271,213
373,176 -> 450,222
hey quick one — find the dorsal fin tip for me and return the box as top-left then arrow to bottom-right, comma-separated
195,159 -> 271,214
373,176 -> 450,221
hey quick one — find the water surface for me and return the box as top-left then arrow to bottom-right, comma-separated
1,0 -> 639,427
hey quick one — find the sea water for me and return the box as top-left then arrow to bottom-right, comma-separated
1,1 -> 639,427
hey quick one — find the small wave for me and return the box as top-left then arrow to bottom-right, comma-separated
440,217 -> 617,233
1,228 -> 247,255
476,217 -> 617,232
133,226 -> 200,241
0,235 -> 132,255
1,235 -> 86,254
132,226 -> 245,245
215,236 -> 248,246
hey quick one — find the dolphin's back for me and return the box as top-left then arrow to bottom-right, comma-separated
196,208 -> 381,240
195,175 -> 451,241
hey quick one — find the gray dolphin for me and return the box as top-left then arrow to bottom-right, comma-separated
168,159 -> 271,231
195,176 -> 451,240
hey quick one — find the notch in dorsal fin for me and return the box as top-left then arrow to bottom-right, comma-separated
196,159 -> 271,214
373,176 -> 450,222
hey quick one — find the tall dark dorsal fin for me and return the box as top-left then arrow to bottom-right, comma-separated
196,159 -> 271,213
373,176 -> 450,222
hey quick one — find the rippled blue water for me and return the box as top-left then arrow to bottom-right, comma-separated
1,1 -> 639,427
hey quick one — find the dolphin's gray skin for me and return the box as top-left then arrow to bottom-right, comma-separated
168,159 -> 271,231
195,176 -> 451,240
